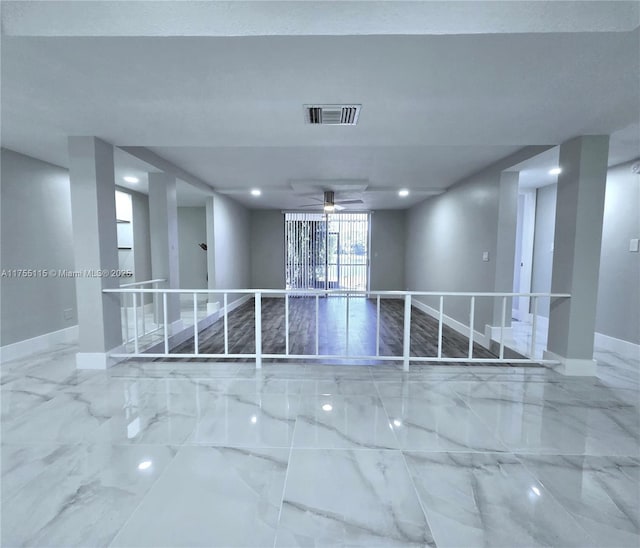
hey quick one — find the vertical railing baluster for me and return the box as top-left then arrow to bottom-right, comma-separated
163,292 -> 169,354
468,296 -> 475,359
530,295 -> 538,358
155,282 -> 161,329
223,293 -> 229,355
141,291 -> 146,336
403,294 -> 411,371
285,293 -> 289,355
500,296 -> 506,360
193,292 -> 199,355
255,292 -> 262,369
315,293 -> 319,355
132,292 -> 139,354
376,294 -> 380,357
346,293 -> 350,355
437,295 -> 444,359
123,292 -> 130,343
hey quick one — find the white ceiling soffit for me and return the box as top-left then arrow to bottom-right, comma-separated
288,180 -> 369,193
509,147 -> 561,190
3,1 -> 639,37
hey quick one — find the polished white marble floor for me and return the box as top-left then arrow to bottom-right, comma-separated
1,344 -> 638,547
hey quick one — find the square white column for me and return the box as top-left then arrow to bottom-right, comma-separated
148,172 -> 182,332
68,137 -> 122,369
544,135 -> 610,375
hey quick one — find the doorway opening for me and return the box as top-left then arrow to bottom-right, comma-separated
512,189 -> 536,321
285,212 -> 369,291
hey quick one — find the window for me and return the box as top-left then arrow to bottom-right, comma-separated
285,212 -> 369,291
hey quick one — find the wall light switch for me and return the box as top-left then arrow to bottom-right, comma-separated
482,251 -> 490,262
63,308 -> 73,321
630,238 -> 639,252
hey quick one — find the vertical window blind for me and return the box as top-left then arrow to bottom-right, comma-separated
285,212 -> 369,291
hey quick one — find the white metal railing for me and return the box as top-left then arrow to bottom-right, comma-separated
103,288 -> 570,370
118,278 -> 166,345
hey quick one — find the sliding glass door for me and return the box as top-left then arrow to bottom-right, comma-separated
285,212 -> 369,291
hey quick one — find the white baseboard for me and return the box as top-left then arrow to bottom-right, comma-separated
224,294 -> 252,315
0,325 -> 79,363
543,349 -> 597,376
77,343 -> 127,370
169,319 -> 184,335
485,325 -> 514,341
206,294 -> 252,315
526,314 -> 638,361
594,332 -> 639,358
412,299 -> 490,349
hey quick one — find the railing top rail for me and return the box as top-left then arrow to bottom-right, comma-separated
118,278 -> 166,288
103,287 -> 571,298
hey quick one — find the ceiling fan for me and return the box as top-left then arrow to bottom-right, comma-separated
298,190 -> 363,212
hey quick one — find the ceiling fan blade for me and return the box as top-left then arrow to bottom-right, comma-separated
335,199 -> 364,205
297,203 -> 323,208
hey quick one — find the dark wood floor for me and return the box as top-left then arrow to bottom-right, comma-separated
162,297 -> 508,364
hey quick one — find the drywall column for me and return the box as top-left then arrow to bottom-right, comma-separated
205,196 -> 219,314
544,135 -> 609,375
131,191 -> 152,305
148,172 -> 182,333
488,171 -> 519,342
68,137 -> 122,369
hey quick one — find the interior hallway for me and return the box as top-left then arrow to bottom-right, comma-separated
1,341 -> 638,547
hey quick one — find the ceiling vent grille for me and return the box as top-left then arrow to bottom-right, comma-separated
305,105 -> 361,125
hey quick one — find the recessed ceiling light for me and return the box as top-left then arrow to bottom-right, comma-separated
251,189 -> 261,196
123,176 -> 139,184
322,403 -> 333,412
137,460 -> 152,471
398,189 -> 409,197
549,168 -> 562,176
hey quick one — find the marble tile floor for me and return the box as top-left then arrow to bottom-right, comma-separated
1,343 -> 639,547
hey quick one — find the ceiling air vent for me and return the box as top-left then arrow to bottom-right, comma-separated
305,105 -> 361,125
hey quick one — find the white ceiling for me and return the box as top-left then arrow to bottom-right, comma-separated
2,1 -> 639,210
4,1 -> 638,37
114,148 -> 213,206
510,147 -> 561,190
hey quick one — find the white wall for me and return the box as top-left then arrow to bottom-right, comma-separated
178,207 -> 207,289
597,162 -> 639,344
250,210 -> 285,289
406,147 -> 548,329
129,189 -> 153,303
528,161 -> 639,345
212,194 -> 251,297
530,184 -> 557,317
1,149 -> 78,346
370,210 -> 406,290
250,209 -> 406,291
